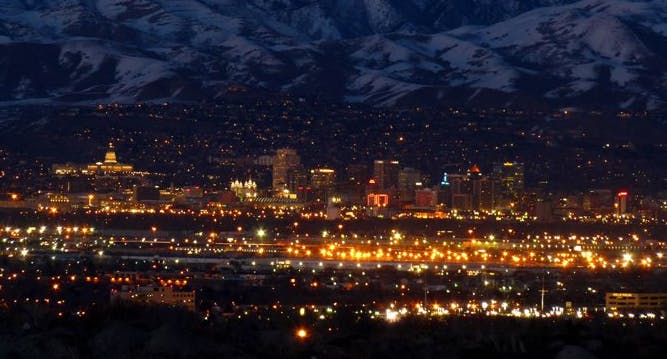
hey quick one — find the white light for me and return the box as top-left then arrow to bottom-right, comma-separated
385,309 -> 399,322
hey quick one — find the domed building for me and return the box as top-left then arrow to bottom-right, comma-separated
87,143 -> 133,174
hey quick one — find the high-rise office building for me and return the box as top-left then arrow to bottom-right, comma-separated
448,173 -> 471,210
310,168 -> 336,202
439,165 -> 496,211
615,191 -> 628,216
373,160 -> 400,191
310,168 -> 336,190
272,148 -> 300,196
493,161 -> 525,201
346,164 -> 369,183
415,188 -> 437,208
337,164 -> 368,205
398,167 -> 422,203
469,165 -> 495,211
288,168 -> 308,200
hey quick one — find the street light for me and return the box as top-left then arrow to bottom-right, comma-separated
295,328 -> 308,339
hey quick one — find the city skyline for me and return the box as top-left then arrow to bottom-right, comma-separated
1,1 -> 667,357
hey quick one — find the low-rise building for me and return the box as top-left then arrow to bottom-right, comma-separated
111,285 -> 195,311
605,292 -> 667,311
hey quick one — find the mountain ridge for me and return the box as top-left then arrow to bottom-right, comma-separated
1,0 -> 666,109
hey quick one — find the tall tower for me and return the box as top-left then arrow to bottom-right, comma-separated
493,161 -> 524,201
373,160 -> 400,191
615,191 -> 628,216
310,168 -> 336,190
272,148 -> 300,196
309,168 -> 336,202
398,167 -> 421,203
469,165 -> 495,211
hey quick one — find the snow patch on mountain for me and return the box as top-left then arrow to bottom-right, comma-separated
0,0 -> 666,108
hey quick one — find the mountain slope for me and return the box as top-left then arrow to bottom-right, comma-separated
1,0 -> 666,109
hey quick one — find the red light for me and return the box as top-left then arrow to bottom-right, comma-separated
617,191 -> 628,197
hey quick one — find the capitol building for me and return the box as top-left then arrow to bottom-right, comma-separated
87,143 -> 133,174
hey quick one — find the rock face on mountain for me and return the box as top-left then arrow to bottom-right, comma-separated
1,0 -> 666,109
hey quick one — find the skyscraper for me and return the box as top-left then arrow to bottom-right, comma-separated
373,160 -> 400,191
448,173 -> 471,211
493,161 -> 525,202
288,168 -> 309,201
615,191 -> 628,216
469,166 -> 495,211
310,168 -> 336,191
272,148 -> 300,196
308,168 -> 334,200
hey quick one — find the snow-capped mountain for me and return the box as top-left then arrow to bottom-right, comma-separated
1,0 -> 666,109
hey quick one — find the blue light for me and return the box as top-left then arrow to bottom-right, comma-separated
441,172 -> 449,186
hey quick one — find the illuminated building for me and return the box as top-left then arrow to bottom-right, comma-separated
535,200 -> 554,222
468,165 -> 495,211
367,193 -> 389,207
440,172 -> 450,186
373,160 -> 400,191
111,285 -> 195,311
366,178 -> 379,193
605,292 -> 667,311
438,166 -> 496,211
493,161 -> 524,201
87,143 -> 134,174
451,192 -> 471,211
52,162 -> 87,176
272,148 -> 301,196
310,168 -> 336,201
183,186 -> 203,198
254,154 -> 273,166
615,191 -> 628,216
437,172 -> 451,207
326,196 -> 342,220
212,190 -> 239,205
347,164 -> 369,183
38,193 -> 95,212
289,168 -> 309,201
0,193 -> 32,209
230,179 -> 258,201
399,167 -> 421,203
172,186 -> 204,207
310,168 -> 336,190
448,174 -> 471,210
415,188 -> 437,208
583,189 -> 612,212
337,164 -> 368,205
